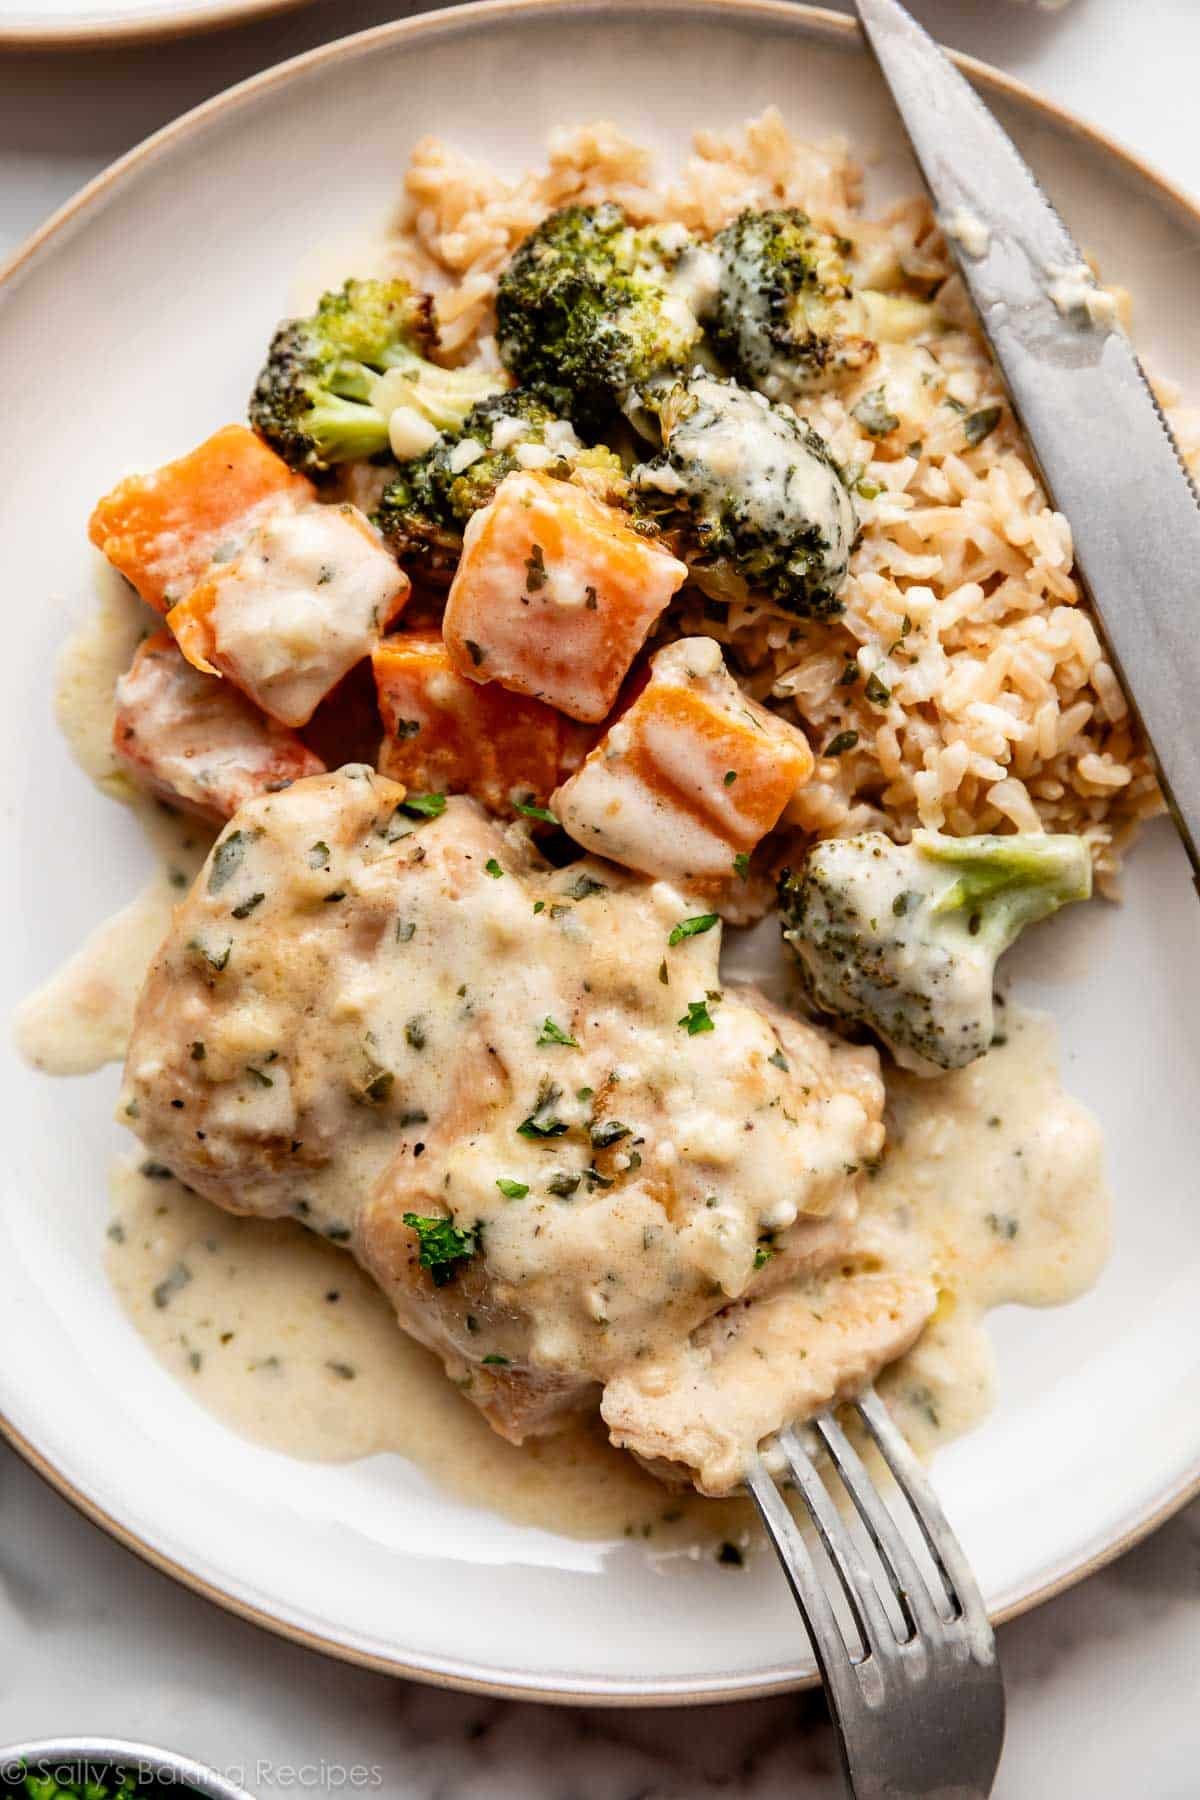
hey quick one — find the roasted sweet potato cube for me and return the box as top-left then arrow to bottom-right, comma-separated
553,637 -> 815,882
88,425 -> 312,613
168,502 -> 410,728
442,471 -> 687,722
373,632 -> 586,815
113,631 -> 324,823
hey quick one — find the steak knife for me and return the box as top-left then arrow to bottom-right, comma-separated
856,0 -> 1200,882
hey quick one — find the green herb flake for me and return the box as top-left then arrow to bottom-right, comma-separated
733,852 -> 751,881
668,912 -> 719,948
516,1079 -> 568,1138
537,1017 -> 579,1048
590,1119 -> 630,1150
823,729 -> 859,758
723,770 -> 738,787
482,1353 -> 511,1366
753,1242 -> 774,1270
405,1017 -> 427,1051
679,999 -> 715,1036
767,1047 -> 789,1071
484,858 -> 505,879
403,1212 -> 478,1286
231,891 -> 265,919
658,959 -> 669,985
306,840 -> 331,868
207,828 -> 255,894
515,798 -> 558,825
524,544 -> 547,592
190,1041 -> 206,1062
852,387 -> 900,438
245,1064 -> 274,1089
496,1178 -> 530,1200
566,872 -> 606,901
403,792 -> 447,819
533,900 -> 546,915
963,405 -> 1002,448
547,1171 -> 581,1198
986,1211 -> 1019,1240
864,671 -> 892,707
464,639 -> 486,667
396,918 -> 416,942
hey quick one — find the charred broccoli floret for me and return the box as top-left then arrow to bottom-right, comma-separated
250,277 -> 504,476
780,831 -> 1092,1074
374,390 -> 626,572
495,203 -> 705,431
703,209 -> 936,400
631,373 -> 858,615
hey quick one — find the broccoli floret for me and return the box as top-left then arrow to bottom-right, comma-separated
631,373 -> 858,615
374,389 -> 627,572
780,830 -> 1092,1074
495,203 -> 705,431
705,208 -> 879,399
250,277 -> 504,476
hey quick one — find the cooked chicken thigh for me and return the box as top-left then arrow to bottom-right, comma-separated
121,766 -> 932,1491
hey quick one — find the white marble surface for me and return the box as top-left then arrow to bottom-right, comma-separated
1,1 -> 1198,1793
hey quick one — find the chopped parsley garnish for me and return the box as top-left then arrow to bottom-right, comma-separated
566,872 -> 606,901
547,1171 -> 581,1198
723,770 -> 738,786
864,671 -> 892,707
306,840 -> 331,868
403,792 -> 447,819
537,1017 -> 579,1048
207,828 -> 256,894
515,798 -> 559,825
231,891 -> 265,919
733,852 -> 751,881
485,858 -> 504,878
396,919 -> 416,942
590,1120 -> 630,1150
405,1017 -> 427,1051
245,1064 -> 274,1088
403,1212 -> 478,1286
516,1079 -> 568,1138
496,1178 -> 529,1200
532,900 -> 545,915
362,1067 -> 395,1103
464,639 -> 486,666
852,387 -> 899,437
823,729 -> 859,758
524,544 -> 547,591
768,1047 -> 789,1072
668,913 -> 719,947
658,960 -> 669,985
482,1353 -> 511,1366
963,405 -> 1002,448
679,999 -> 715,1036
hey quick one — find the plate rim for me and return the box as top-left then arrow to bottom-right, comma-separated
2,0 -> 1198,1706
0,0 -> 311,51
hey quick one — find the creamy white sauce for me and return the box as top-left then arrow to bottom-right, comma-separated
1045,263 -> 1120,329
21,557 -> 1110,1544
103,1002 -> 1107,1539
943,208 -> 991,261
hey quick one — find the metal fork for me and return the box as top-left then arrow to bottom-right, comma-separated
748,1387 -> 1005,1799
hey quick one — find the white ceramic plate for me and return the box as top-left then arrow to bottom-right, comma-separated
2,0 -> 1199,1704
0,0 -> 309,50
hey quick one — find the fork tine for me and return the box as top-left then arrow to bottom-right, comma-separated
776,1427 -> 904,1657
856,1386 -> 992,1637
745,1458 -> 869,1785
812,1408 -> 946,1643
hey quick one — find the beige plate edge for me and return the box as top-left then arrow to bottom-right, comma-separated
0,0 -> 310,50
1,0 -> 1198,1706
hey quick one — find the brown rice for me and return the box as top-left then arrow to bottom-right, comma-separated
387,108 -> 1182,892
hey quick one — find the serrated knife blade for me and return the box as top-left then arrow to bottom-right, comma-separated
856,0 -> 1200,883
